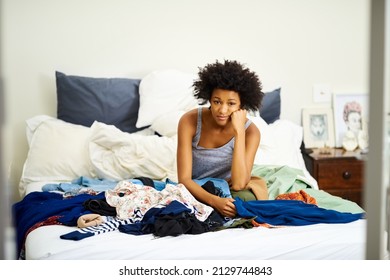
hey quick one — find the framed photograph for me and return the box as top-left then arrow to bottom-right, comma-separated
302,107 -> 335,148
332,93 -> 369,147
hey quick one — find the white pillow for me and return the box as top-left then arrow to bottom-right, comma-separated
248,115 -> 278,162
25,115 -> 54,147
270,120 -> 302,167
136,69 -> 198,128
250,116 -> 318,189
19,117 -> 96,197
270,120 -> 318,188
89,121 -> 178,182
151,110 -> 186,137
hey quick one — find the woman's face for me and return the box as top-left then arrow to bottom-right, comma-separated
209,89 -> 241,125
346,111 -> 362,133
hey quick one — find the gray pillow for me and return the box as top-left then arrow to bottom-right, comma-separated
259,88 -> 281,124
56,71 -> 145,133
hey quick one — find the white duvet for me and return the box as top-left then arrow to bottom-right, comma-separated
89,121 -> 178,182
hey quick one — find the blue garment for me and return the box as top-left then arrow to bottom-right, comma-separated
73,176 -> 118,191
194,178 -> 231,198
42,183 -> 83,192
42,177 -> 117,193
234,197 -> 364,226
60,216 -> 137,241
12,191 -> 105,256
42,176 -> 169,193
166,177 -> 231,198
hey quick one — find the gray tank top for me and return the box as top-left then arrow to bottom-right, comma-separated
191,107 -> 252,179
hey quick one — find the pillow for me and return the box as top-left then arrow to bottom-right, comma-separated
19,116 -> 96,197
56,71 -> 145,133
25,115 -> 54,147
150,110 -> 186,137
247,116 -> 272,147
259,88 -> 281,124
250,115 -> 318,189
248,115 -> 279,165
269,120 -> 318,188
136,69 -> 198,128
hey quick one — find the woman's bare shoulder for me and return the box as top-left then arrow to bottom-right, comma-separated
178,108 -> 199,134
180,108 -> 198,123
246,121 -> 260,137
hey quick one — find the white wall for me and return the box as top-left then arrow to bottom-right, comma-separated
1,0 -> 370,201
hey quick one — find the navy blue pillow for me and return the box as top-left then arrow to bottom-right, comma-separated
259,88 -> 281,124
56,71 -> 145,133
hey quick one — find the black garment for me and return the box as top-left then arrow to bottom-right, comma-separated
202,181 -> 223,197
134,176 -> 155,188
82,199 -> 117,216
154,212 -> 208,237
119,199 -> 225,237
153,210 -> 226,237
203,210 -> 225,231
152,207 -> 226,237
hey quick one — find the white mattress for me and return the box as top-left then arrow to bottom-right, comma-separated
22,180 -> 367,260
25,219 -> 366,260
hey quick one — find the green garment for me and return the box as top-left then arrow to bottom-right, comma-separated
251,164 -> 365,214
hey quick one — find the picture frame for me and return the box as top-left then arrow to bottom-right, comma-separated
332,93 -> 369,147
302,107 -> 335,148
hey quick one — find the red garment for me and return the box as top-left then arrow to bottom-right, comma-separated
275,190 -> 317,205
251,190 -> 317,228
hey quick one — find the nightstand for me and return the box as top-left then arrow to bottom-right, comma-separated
303,148 -> 366,207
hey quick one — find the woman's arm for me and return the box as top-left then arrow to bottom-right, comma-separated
177,110 -> 236,217
229,110 -> 260,191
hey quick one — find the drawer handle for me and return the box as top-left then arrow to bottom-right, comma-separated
342,171 -> 351,180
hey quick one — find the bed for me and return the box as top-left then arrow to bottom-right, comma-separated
13,69 -> 366,260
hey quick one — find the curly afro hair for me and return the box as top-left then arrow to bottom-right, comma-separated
193,60 -> 263,112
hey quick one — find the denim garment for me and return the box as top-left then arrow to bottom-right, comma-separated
42,176 -> 230,197
166,177 -> 231,198
42,177 -> 117,193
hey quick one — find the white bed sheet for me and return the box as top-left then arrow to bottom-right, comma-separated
22,180 -> 366,260
25,219 -> 366,260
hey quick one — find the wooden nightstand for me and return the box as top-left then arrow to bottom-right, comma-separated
303,148 -> 366,207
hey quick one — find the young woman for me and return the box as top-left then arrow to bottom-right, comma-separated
177,60 -> 268,218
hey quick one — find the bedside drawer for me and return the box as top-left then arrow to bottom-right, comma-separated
316,161 -> 364,189
325,189 -> 363,206
303,148 -> 365,207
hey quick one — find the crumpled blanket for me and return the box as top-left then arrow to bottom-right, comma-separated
89,121 -> 178,181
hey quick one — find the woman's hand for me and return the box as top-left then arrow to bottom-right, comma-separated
212,197 -> 237,218
230,109 -> 247,134
77,213 -> 104,228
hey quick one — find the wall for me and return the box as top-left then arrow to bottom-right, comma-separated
1,0 -> 370,201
